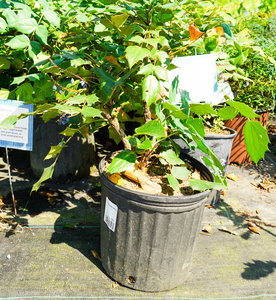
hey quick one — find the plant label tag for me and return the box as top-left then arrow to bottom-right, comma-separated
0,99 -> 33,151
104,197 -> 118,232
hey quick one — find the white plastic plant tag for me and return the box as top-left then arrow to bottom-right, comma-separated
104,197 -> 118,232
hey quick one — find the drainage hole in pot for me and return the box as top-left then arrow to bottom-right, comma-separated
127,276 -> 136,284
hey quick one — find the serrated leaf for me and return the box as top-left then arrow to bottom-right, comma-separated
81,106 -> 102,118
59,127 -> 78,136
13,18 -> 37,34
226,101 -> 260,119
137,63 -> 154,75
42,8 -> 60,28
189,179 -> 225,191
160,149 -> 185,165
167,173 -> 180,191
190,103 -> 217,115
65,95 -> 87,105
244,120 -> 269,164
154,66 -> 168,82
107,150 -> 137,174
86,94 -> 99,105
125,46 -> 150,69
172,166 -> 191,180
36,24 -> 48,44
44,145 -> 66,160
6,35 -> 30,49
137,137 -> 153,150
142,75 -> 160,107
54,104 -> 81,115
144,38 -> 158,48
135,119 -> 166,138
218,106 -> 238,120
31,163 -> 55,192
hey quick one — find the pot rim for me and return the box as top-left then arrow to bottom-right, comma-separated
98,152 -> 214,204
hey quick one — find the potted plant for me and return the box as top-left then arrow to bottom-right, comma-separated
0,0 -> 270,292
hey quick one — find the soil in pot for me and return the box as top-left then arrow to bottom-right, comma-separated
99,153 -> 213,292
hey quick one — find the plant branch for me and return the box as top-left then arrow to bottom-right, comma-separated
101,111 -> 131,150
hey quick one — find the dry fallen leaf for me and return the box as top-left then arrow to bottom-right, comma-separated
227,173 -> 242,182
264,222 -> 276,227
247,221 -> 256,228
206,205 -> 212,208
248,226 -> 260,234
202,224 -> 212,233
91,250 -> 101,261
111,283 -> 119,289
220,190 -> 226,196
109,173 -> 123,186
220,226 -> 239,235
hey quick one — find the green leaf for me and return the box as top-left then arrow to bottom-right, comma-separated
204,36 -> 218,52
135,119 -> 166,138
172,166 -> 191,180
81,107 -> 102,118
86,94 -> 99,105
12,74 -> 40,85
0,17 -> 7,33
16,83 -> 33,101
28,41 -> 42,60
42,110 -> 60,122
142,75 -> 160,107
44,145 -> 65,160
111,13 -> 128,27
31,163 -> 55,192
220,23 -> 232,37
169,75 -> 179,104
244,120 -> 269,164
125,46 -> 150,69
5,35 -> 30,49
65,95 -> 87,105
107,150 -> 137,174
0,0 -> 9,9
190,103 -> 217,115
218,106 -> 238,120
36,25 -> 48,44
189,179 -> 226,191
54,104 -> 81,115
226,101 -> 260,119
137,137 -> 153,150
59,128 -> 78,136
13,18 -> 37,34
162,102 -> 188,120
167,174 -> 180,191
0,88 -> 9,99
42,8 -> 60,28
160,149 -> 185,165
0,115 -> 18,130
137,63 -> 154,75
156,51 -> 169,64
2,9 -> 17,27
144,38 -> 159,48
0,56 -> 10,70
154,66 -> 168,82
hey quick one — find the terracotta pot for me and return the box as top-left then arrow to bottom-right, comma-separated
224,111 -> 268,165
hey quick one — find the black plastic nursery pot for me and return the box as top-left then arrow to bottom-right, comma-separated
30,116 -> 96,183
99,154 -> 213,292
174,128 -> 237,205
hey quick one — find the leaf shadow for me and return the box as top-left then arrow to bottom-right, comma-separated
242,260 -> 276,280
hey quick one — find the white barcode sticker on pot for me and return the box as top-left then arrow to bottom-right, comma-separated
104,197 -> 118,232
